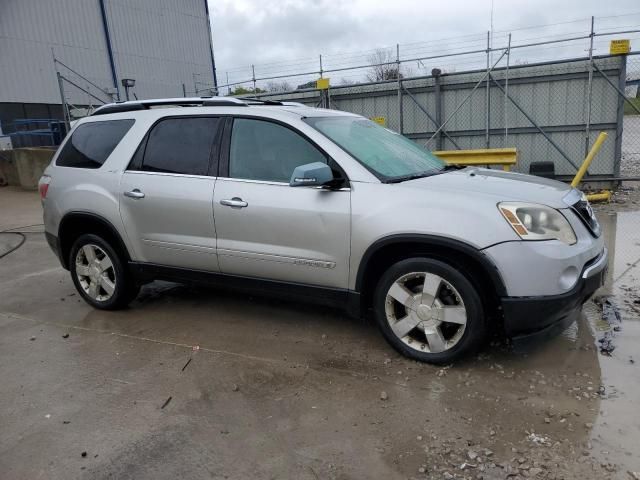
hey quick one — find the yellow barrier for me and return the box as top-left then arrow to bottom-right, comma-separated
571,132 -> 608,188
586,191 -> 612,202
433,148 -> 517,172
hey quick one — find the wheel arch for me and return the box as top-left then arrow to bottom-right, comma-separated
58,212 -> 131,270
355,234 -> 507,313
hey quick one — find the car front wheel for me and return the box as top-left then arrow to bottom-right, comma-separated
69,234 -> 139,310
373,257 -> 487,364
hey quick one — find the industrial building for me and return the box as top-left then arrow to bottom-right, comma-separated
0,0 -> 217,146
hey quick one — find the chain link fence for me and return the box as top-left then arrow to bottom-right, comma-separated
621,55 -> 640,180
259,53 -> 640,184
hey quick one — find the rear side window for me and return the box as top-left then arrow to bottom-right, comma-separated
139,117 -> 219,175
57,119 -> 134,168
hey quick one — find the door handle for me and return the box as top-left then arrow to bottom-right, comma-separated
124,189 -> 145,199
220,197 -> 248,208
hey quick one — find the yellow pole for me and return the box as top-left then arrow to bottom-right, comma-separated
571,132 -> 608,188
586,191 -> 612,203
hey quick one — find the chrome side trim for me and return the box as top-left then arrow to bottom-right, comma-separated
582,247 -> 608,279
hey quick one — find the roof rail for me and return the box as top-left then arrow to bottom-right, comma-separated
236,97 -> 284,106
91,97 -> 251,116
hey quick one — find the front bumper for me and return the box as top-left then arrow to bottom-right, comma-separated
501,247 -> 607,338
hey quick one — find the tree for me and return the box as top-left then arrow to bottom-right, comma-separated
367,48 -> 405,82
230,86 -> 266,96
266,81 -> 293,93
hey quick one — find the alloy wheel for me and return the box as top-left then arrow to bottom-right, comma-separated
75,244 -> 116,302
384,271 -> 467,353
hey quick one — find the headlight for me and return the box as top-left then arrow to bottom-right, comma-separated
498,202 -> 577,245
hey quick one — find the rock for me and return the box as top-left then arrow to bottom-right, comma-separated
232,384 -> 239,392
30,337 -> 36,341
544,417 -> 551,424
417,435 -> 423,441
468,450 -> 478,460
81,451 -> 87,458
380,391 -> 388,401
418,467 -> 426,473
529,467 -> 542,476
62,333 -> 69,339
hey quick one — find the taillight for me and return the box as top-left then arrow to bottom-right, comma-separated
39,175 -> 51,199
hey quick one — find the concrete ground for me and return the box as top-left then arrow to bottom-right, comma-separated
0,185 -> 639,480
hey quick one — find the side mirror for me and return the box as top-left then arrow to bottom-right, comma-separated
289,162 -> 333,187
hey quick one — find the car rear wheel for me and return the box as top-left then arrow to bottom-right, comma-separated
373,257 -> 486,364
69,234 -> 139,310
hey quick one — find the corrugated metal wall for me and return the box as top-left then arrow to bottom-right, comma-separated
0,0 -> 214,105
103,0 -> 215,99
0,0 -> 114,105
260,56 -> 624,178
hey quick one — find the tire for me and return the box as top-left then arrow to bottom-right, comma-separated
373,257 -> 486,364
69,233 -> 139,310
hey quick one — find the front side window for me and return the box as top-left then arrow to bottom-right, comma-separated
229,118 -> 327,183
141,117 -> 219,175
304,116 -> 445,181
57,119 -> 134,168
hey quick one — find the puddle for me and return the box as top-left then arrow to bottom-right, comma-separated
586,208 -> 640,476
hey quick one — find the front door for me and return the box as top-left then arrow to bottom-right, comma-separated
213,117 -> 351,288
120,116 -> 221,271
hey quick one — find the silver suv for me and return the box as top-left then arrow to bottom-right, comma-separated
39,97 -> 607,363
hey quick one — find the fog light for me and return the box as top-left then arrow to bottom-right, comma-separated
559,266 -> 579,291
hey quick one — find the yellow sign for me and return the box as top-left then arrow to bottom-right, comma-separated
316,78 -> 330,90
610,39 -> 630,55
371,116 -> 386,126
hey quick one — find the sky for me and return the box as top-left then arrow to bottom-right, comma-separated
207,0 -> 640,88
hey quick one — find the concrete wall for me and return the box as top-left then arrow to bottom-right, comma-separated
0,148 -> 55,190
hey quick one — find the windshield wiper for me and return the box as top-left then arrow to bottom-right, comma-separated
386,172 -> 435,183
441,164 -> 463,171
385,169 -> 447,183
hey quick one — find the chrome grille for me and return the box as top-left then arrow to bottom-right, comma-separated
571,197 -> 601,237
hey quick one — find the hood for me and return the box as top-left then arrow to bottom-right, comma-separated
401,168 -> 573,209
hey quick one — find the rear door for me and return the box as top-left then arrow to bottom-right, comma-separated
119,116 -> 221,271
213,117 -> 351,289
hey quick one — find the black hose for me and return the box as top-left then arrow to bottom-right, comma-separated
0,223 -> 45,260
0,232 -> 26,259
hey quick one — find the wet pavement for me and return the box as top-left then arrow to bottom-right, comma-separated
0,185 -> 638,479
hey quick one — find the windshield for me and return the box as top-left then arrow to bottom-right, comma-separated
304,116 -> 445,181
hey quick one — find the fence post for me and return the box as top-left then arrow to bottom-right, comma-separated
252,65 -> 257,97
613,54 -> 627,181
56,71 -> 71,132
585,16 -> 595,156
505,33 -> 511,145
433,68 -> 443,150
397,44 -> 403,134
485,31 -> 491,148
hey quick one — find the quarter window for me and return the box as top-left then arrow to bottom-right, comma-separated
140,117 -> 219,175
57,119 -> 134,168
229,118 -> 327,182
